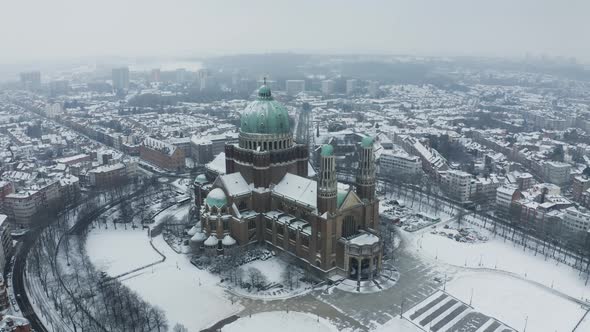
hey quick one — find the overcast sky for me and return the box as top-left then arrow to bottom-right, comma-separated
1,0 -> 589,63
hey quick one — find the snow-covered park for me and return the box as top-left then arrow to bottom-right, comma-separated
86,227 -> 159,276
120,235 -> 243,331
447,271 -> 586,332
86,202 -> 243,331
87,228 -> 243,331
411,225 -> 590,302
399,217 -> 590,331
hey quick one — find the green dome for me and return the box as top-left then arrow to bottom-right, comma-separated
194,174 -> 207,184
320,144 -> 334,157
240,85 -> 291,134
361,136 -> 374,148
206,188 -> 227,208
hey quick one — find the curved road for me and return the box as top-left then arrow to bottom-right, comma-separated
13,228 -> 49,332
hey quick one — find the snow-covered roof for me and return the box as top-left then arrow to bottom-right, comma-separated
187,226 -> 198,236
349,232 -> 379,246
222,234 -> 237,246
206,152 -> 226,175
206,188 -> 227,208
190,231 -> 207,243
204,235 -> 218,247
220,173 -> 251,197
272,173 -> 317,209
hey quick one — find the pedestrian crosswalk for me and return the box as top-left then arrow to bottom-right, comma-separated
403,290 -> 514,332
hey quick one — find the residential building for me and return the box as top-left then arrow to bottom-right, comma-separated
573,176 -> 590,202
442,170 -> 475,204
496,185 -> 521,215
2,181 -> 60,228
563,207 -> 590,233
543,161 -> 571,186
0,215 -> 12,271
88,163 -> 127,188
378,150 -> 421,176
140,137 -> 185,171
515,172 -> 534,191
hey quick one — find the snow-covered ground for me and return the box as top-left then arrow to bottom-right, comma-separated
221,311 -> 339,332
447,271 -> 586,332
226,256 -> 313,300
410,226 -> 590,302
118,235 -> 242,330
86,227 -> 159,276
241,257 -> 284,284
153,203 -> 189,226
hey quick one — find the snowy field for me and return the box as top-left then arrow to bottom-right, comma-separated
119,235 -> 243,330
86,223 -> 242,330
221,311 -> 339,332
86,228 -> 160,276
447,271 -> 587,332
410,227 -> 590,302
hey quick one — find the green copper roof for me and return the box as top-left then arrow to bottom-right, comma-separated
239,85 -> 290,134
320,144 -> 334,156
206,188 -> 227,208
194,174 -> 207,184
337,190 -> 348,208
361,136 -> 374,148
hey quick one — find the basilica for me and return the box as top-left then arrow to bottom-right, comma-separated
189,84 -> 383,281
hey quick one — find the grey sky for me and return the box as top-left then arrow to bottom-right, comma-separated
1,0 -> 589,63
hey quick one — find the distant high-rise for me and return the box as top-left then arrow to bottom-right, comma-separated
198,69 -> 209,90
176,68 -> 187,83
346,79 -> 357,95
112,67 -> 129,91
368,80 -> 380,97
20,71 -> 41,91
286,80 -> 305,95
321,79 -> 334,95
151,69 -> 161,82
49,80 -> 69,96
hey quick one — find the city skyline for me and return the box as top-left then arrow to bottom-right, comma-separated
1,0 -> 589,63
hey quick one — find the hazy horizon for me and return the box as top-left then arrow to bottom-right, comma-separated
1,0 -> 589,64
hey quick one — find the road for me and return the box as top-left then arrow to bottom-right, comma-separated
13,228 -> 49,332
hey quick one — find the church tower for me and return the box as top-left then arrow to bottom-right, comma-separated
317,144 -> 337,214
356,136 -> 376,201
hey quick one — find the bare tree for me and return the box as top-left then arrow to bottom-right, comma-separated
247,267 -> 268,291
173,323 -> 189,332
